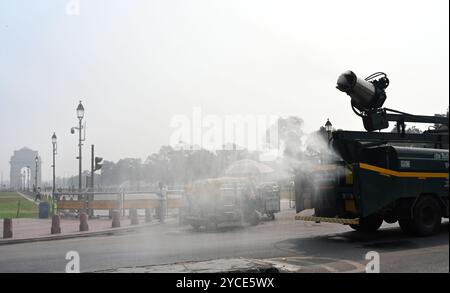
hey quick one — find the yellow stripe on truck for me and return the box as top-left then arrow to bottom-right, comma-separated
359,163 -> 449,179
295,215 -> 359,225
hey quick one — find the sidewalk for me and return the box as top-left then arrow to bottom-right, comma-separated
0,216 -> 158,245
1,200 -> 291,245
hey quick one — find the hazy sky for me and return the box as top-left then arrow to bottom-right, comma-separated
0,0 -> 448,181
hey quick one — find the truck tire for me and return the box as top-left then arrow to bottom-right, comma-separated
350,214 -> 383,232
402,196 -> 442,236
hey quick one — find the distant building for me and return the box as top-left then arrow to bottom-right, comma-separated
9,147 -> 41,191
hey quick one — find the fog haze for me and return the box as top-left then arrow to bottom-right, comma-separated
0,0 -> 448,180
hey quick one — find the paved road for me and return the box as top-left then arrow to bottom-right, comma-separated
0,209 -> 448,273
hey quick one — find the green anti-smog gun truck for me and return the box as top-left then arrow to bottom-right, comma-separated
295,71 -> 449,236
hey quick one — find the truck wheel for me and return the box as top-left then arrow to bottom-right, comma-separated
267,213 -> 275,221
350,214 -> 383,232
405,196 -> 442,236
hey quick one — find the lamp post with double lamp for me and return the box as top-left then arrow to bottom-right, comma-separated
71,101 -> 85,193
52,133 -> 57,197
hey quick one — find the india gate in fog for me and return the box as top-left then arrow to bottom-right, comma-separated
9,147 -> 42,190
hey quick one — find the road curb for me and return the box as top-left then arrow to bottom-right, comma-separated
0,221 -> 160,246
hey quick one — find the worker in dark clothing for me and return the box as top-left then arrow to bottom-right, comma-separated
35,187 -> 42,202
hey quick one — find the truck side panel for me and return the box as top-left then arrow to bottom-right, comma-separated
354,163 -> 449,217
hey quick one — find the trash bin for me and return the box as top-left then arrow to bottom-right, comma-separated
39,202 -> 50,219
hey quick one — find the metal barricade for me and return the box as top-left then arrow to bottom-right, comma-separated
54,189 -> 184,220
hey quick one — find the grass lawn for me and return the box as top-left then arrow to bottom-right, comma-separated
0,192 -> 38,219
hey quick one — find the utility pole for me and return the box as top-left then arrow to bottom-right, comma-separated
35,155 -> 39,191
89,144 -> 104,217
52,133 -> 57,197
88,144 -> 94,218
91,144 -> 94,190
78,114 -> 83,191
76,101 -> 85,191
72,101 -> 85,194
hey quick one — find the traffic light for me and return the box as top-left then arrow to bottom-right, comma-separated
94,157 -> 103,171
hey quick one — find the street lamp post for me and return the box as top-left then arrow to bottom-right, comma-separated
35,155 -> 39,192
71,101 -> 85,192
52,133 -> 57,196
77,101 -> 84,191
324,119 -> 333,164
325,118 -> 333,143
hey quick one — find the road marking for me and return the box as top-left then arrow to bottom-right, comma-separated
263,256 -> 366,273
